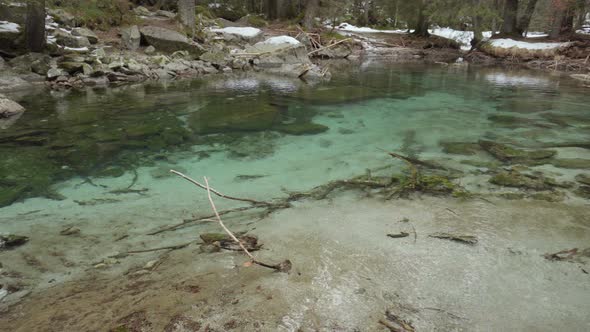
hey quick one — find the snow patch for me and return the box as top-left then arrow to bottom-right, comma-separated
429,28 -> 494,51
261,36 -> 300,46
209,27 -> 261,38
0,21 -> 20,33
335,23 -> 407,34
489,38 -> 569,50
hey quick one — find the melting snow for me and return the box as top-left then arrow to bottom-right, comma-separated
490,38 -> 569,50
209,27 -> 261,38
0,21 -> 20,33
261,36 -> 300,45
335,23 -> 407,34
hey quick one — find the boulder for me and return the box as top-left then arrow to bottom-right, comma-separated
54,29 -> 91,48
0,75 -> 32,91
133,6 -> 153,17
121,25 -> 141,51
72,27 -> 98,44
0,94 -> 25,119
144,45 -> 156,54
140,26 -> 204,56
209,27 -> 263,44
48,8 -> 76,26
8,53 -> 50,73
155,10 -> 176,19
47,67 -> 68,80
59,62 -> 85,74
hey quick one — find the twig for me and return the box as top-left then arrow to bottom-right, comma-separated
203,177 -> 291,273
308,38 -> 352,56
147,207 -> 253,235
126,169 -> 138,189
126,242 -> 192,254
170,170 -> 272,206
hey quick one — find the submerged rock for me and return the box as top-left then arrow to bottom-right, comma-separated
440,141 -> 480,155
189,100 -> 279,134
574,186 -> 590,199
575,174 -> 590,185
275,122 -> 329,135
479,140 -> 555,164
550,158 -> 590,169
0,234 -> 29,250
489,170 -> 554,190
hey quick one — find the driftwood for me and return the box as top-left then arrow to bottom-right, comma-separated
429,232 -> 478,245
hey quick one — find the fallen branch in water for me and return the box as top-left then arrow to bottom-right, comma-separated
126,242 -> 192,254
203,176 -> 291,273
170,170 -> 272,206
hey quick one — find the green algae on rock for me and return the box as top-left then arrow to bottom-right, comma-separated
489,170 -> 554,190
440,141 -> 481,155
550,159 -> 590,169
479,140 -> 556,164
189,101 -> 279,134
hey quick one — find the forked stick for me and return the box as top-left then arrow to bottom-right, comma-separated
171,170 -> 291,272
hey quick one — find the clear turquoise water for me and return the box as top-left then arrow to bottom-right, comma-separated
1,63 -> 589,209
2,63 -> 590,331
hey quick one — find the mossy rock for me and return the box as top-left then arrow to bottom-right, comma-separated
0,184 -> 29,207
530,191 -> 565,202
189,101 -> 279,134
418,175 -> 457,194
575,174 -> 590,185
489,171 -> 551,190
275,122 -> 329,135
574,186 -> 590,199
440,141 -> 480,155
550,158 -> 590,169
479,140 -> 555,164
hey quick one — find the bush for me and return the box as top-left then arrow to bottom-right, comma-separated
48,0 -> 134,30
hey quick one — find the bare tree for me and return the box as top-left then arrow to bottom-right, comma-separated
303,0 -> 319,29
178,0 -> 196,36
25,0 -> 46,52
516,0 -> 539,35
500,0 -> 519,35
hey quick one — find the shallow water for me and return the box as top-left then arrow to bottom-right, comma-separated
1,63 -> 590,331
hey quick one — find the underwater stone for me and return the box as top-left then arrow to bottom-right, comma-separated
479,140 -> 556,164
575,174 -> 590,185
94,166 -> 125,178
440,141 -> 481,155
488,114 -> 531,127
550,159 -> 590,169
574,186 -> 590,199
489,171 -> 551,190
275,122 -> 329,135
530,191 -> 565,202
189,101 -> 279,134
0,185 -> 28,207
0,234 -> 29,250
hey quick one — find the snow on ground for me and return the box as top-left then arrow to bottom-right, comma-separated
335,22 -> 407,34
261,35 -> 300,45
209,27 -> 261,38
526,32 -> 549,38
490,38 -> 569,50
0,20 -> 20,33
429,28 -> 494,50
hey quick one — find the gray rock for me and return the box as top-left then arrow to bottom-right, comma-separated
144,45 -> 156,54
199,50 -> 230,67
54,29 -> 91,48
47,67 -> 68,80
59,62 -> 85,74
72,27 -> 98,44
81,63 -> 94,76
164,61 -> 190,73
155,10 -> 176,18
0,94 -> 25,118
121,25 -> 141,51
191,60 -> 218,74
140,26 -> 204,55
0,75 -> 32,91
133,6 -> 153,17
48,9 -> 76,26
8,53 -> 49,73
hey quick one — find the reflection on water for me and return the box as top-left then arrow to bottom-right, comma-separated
1,64 -> 590,207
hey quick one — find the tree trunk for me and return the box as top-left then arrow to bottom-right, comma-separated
25,0 -> 45,52
549,0 -> 576,38
266,0 -> 278,20
516,0 -> 538,35
303,0 -> 319,29
413,0 -> 430,37
471,0 -> 484,48
500,0 -> 519,36
178,0 -> 196,34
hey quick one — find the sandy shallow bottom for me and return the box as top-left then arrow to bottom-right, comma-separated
1,192 -> 589,331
